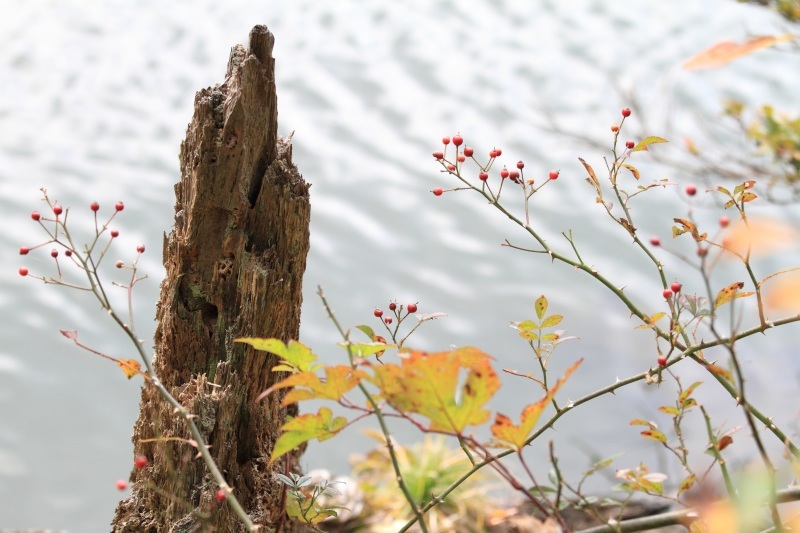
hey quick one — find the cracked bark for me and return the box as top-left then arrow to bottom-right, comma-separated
111,25 -> 310,533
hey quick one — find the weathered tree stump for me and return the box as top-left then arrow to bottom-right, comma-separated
112,25 -> 310,532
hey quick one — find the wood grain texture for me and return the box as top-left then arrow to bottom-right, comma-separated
111,25 -> 311,532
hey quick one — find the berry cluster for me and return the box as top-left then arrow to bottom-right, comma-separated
431,134 -> 559,200
18,191 -> 142,283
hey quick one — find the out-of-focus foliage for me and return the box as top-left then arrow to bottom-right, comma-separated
738,0 -> 800,22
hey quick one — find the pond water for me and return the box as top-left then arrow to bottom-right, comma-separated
1,1 -> 799,530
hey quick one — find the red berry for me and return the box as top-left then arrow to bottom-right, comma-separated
116,479 -> 128,491
111,230 -> 119,238
657,356 -> 667,367
433,188 -> 443,196
389,302 -> 397,311
51,249 -> 58,258
19,267 -> 28,277
115,260 -> 124,268
457,154 -> 466,163
19,247 -> 29,255
374,308 -> 383,318
509,170 -> 520,182
719,216 -> 730,228
685,184 -> 697,196
500,167 -> 509,179
53,205 -> 63,215
31,211 -> 41,221
91,202 -> 100,212
611,124 -> 619,133
670,282 -> 682,293
527,178 -> 535,186
442,136 -> 450,145
453,134 -> 463,146
464,147 -> 474,157
115,202 -> 124,212
516,160 -> 524,169
384,317 -> 393,324
489,149 -> 497,158
549,170 -> 559,180
137,244 -> 145,253
625,140 -> 635,149
216,489 -> 227,502
447,164 -> 456,171
432,151 -> 444,160
64,249 -> 73,257
479,172 -> 489,181
494,148 -> 502,156
650,236 -> 660,246
134,455 -> 148,469
697,246 -> 708,257
621,108 -> 632,118
407,303 -> 418,313
662,289 -> 673,299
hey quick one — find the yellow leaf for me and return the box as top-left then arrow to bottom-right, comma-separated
683,35 -> 795,70
256,365 -> 365,404
491,359 -> 582,450
714,282 -> 753,308
270,407 -> 346,464
117,359 -> 142,380
371,347 -> 501,434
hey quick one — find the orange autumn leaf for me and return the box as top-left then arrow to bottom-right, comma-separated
117,359 -> 142,379
672,218 -> 707,242
722,218 -> 797,257
491,359 -> 582,450
256,365 -> 365,404
683,35 -> 794,71
270,407 -> 346,464
764,272 -> 800,313
371,347 -> 500,434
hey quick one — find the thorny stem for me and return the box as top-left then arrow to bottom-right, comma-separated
317,286 -> 429,533
29,193 -> 257,531
700,406 -> 734,498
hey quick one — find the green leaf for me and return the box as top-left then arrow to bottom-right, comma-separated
541,314 -> 563,328
356,325 -> 375,340
535,295 -> 548,320
270,407 -> 346,464
235,338 -> 322,373
515,320 -> 538,331
338,341 -> 394,358
632,136 -> 668,152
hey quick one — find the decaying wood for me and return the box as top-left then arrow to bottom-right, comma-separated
112,25 -> 310,532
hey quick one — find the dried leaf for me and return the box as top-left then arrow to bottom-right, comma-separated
717,435 -> 734,451
579,157 -> 600,194
621,163 -> 640,180
672,218 -> 707,242
683,35 -> 794,70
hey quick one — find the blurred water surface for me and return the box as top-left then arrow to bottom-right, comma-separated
1,1 -> 799,530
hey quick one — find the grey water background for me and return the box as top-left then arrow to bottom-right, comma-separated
1,1 -> 799,530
